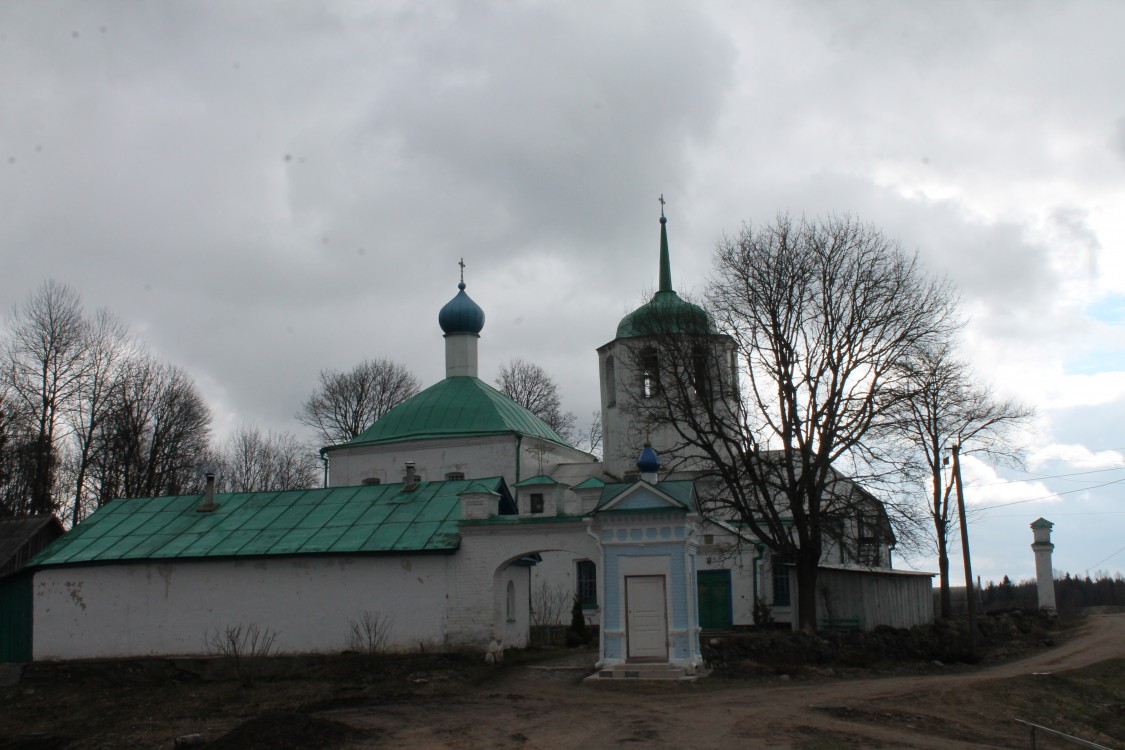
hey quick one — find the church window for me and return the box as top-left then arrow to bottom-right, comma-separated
530,493 -> 545,514
362,477 -> 381,486
772,562 -> 791,607
445,471 -> 465,481
605,356 -> 616,407
506,580 -> 516,622
641,348 -> 660,398
691,346 -> 710,399
576,560 -> 597,609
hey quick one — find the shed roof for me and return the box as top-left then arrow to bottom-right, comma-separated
0,516 -> 64,578
28,477 -> 511,569
331,376 -> 571,450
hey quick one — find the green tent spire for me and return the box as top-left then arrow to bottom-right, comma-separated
614,197 -> 716,339
658,195 -> 672,292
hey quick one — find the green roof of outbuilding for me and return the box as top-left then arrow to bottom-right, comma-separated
333,376 -> 571,449
28,477 -> 510,568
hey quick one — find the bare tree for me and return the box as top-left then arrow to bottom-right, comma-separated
630,215 -> 957,631
2,281 -> 89,515
577,410 -> 602,459
893,342 -> 1034,618
495,358 -> 576,441
65,310 -> 132,524
0,384 -> 35,515
216,424 -> 320,493
298,358 -> 420,444
92,356 -> 211,501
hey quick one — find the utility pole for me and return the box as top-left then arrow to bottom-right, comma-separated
951,442 -> 977,658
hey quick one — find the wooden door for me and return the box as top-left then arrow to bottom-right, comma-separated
625,575 -> 668,661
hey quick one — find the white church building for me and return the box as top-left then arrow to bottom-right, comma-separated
17,211 -> 932,670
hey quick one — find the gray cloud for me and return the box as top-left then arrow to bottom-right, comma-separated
1112,117 -> 1125,162
2,1 -> 1124,577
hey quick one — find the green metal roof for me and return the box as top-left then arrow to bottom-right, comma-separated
616,212 -> 715,339
332,376 -> 571,450
571,477 -> 606,490
28,477 -> 511,568
616,291 -> 715,338
513,475 -> 560,487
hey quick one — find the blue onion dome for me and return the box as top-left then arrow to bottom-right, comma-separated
438,282 -> 485,335
636,443 -> 661,474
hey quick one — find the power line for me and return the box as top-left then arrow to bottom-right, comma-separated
968,465 -> 1125,488
972,477 -> 1125,512
1085,543 -> 1125,573
983,511 -> 1125,518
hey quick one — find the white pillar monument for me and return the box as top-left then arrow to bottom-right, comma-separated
1030,518 -> 1056,614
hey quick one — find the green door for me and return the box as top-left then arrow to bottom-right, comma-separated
0,573 -> 33,663
697,570 -> 733,630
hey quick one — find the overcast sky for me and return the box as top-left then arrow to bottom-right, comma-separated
2,1 -> 1123,584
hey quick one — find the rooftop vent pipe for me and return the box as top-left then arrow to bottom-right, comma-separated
403,462 -> 419,492
197,471 -> 219,513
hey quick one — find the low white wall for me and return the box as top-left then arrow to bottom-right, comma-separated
33,554 -> 451,660
450,520 -> 600,647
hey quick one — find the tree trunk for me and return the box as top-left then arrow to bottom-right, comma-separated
795,554 -> 820,632
938,546 -> 952,618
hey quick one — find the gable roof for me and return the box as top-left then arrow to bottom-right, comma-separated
513,475 -> 561,487
28,477 -> 512,569
0,516 -> 65,578
330,376 -> 571,450
597,480 -> 698,513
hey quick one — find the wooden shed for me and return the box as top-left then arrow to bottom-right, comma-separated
815,564 -> 934,630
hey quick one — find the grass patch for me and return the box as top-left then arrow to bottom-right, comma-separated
978,658 -> 1125,746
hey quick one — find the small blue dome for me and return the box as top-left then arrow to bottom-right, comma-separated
636,443 -> 661,475
438,282 -> 485,335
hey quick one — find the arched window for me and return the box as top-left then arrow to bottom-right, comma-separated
691,346 -> 710,399
506,580 -> 517,622
640,348 -> 659,398
605,356 -> 616,407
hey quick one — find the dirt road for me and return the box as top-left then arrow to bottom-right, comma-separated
329,614 -> 1125,749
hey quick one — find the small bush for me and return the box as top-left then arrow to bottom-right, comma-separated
347,610 -> 394,657
205,624 -> 278,687
753,595 -> 775,627
566,595 -> 591,647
